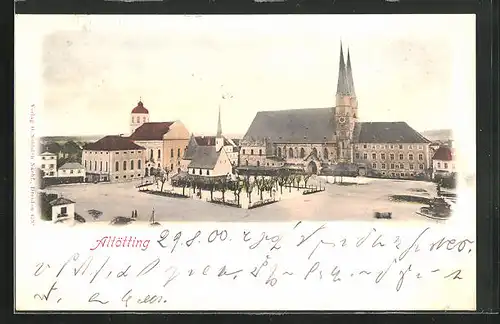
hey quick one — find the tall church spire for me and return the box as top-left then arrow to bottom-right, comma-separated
336,41 -> 349,96
216,105 -> 222,137
346,48 -> 356,96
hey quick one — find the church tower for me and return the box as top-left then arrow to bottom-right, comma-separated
215,105 -> 224,152
334,42 -> 358,161
130,99 -> 150,135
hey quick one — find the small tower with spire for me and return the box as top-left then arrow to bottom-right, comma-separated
215,105 -> 224,152
334,41 -> 358,161
130,98 -> 150,135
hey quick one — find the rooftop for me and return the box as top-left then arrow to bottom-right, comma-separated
129,122 -> 174,141
85,135 -> 145,151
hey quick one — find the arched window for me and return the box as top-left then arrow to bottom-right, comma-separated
277,147 -> 282,157
245,160 -> 248,166
177,148 -> 181,157
115,161 -> 119,172
206,170 -> 210,175
158,149 -> 161,159
257,161 -> 260,167
84,160 -> 87,169
323,148 -> 329,160
295,147 -> 299,157
312,148 -> 318,157
199,169 -> 202,175
137,117 -> 141,123
300,148 -> 305,158
137,160 -> 141,169
105,162 -> 108,172
259,149 -> 262,156
170,149 -> 174,158
250,149 -> 254,155
123,161 -> 127,170
289,148 -> 294,158
131,160 -> 134,170
94,161 -> 97,170
100,161 -> 102,171
150,149 -> 153,161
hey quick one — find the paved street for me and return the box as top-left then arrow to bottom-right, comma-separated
44,176 -> 445,224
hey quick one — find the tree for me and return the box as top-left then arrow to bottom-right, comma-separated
256,176 -> 267,200
295,174 -> 303,190
231,176 -> 243,206
242,176 -> 255,204
303,174 -> 312,188
208,179 -> 215,201
154,168 -> 169,192
277,169 -> 290,194
219,177 -> 229,203
287,174 -> 295,193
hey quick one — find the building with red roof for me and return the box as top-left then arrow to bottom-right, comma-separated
431,145 -> 456,179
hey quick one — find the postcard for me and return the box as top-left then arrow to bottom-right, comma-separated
15,14 -> 476,311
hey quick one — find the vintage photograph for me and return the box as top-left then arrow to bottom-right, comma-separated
30,15 -> 474,225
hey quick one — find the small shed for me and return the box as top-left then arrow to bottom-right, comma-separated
49,197 -> 75,222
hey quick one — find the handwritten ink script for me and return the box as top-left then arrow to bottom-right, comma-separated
20,223 -> 475,311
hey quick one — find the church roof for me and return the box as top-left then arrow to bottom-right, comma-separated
242,108 -> 337,144
131,101 -> 149,114
353,122 -> 430,144
129,122 -> 174,141
187,146 -> 221,169
183,135 -> 199,160
85,135 -> 145,151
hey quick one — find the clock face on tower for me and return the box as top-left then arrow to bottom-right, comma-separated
338,117 -> 346,124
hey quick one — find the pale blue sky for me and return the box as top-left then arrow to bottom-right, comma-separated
15,15 -> 475,137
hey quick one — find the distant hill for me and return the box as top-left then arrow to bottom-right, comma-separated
39,135 -> 105,144
420,129 -> 453,143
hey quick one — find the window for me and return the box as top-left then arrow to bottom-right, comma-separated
123,161 -> 127,171
100,161 -> 103,171
399,154 -> 404,160
363,153 -> 367,160
150,150 -> 153,160
409,154 -> 414,160
400,163 -> 404,169
418,145 -> 423,150
138,160 -> 141,169
245,160 -> 248,166
70,170 -> 74,174
300,148 -> 305,158
115,176 -> 119,179
371,145 -> 376,149
371,153 -> 376,160
171,164 -> 174,170
390,145 -> 394,149
158,163 -> 161,168
355,153 -> 360,159
363,144 -> 367,149
158,149 -> 161,159
41,164 -> 45,168
116,152 -> 119,155
372,163 -> 377,168
143,117 -> 146,123
78,169 -> 81,173
257,161 -> 260,167
390,154 -> 395,160
323,148 -> 329,159
437,162 -> 441,168
170,149 -> 174,158
390,163 -> 395,169
418,153 -> 424,161
84,161 -> 87,169
381,163 -> 386,169
242,149 -> 246,155
251,149 -> 254,155
199,169 -> 202,175
131,160 -> 134,170
124,175 -> 127,178
94,161 -> 97,170
105,162 -> 108,172
259,149 -> 262,156
206,170 -> 210,175
395,164 -> 399,169
410,164 -> 414,170
192,169 -> 195,174
132,117 -> 134,123
277,147 -> 282,157
266,163 -> 269,166
444,162 -> 448,169
381,153 -> 386,160
419,164 -> 424,170
398,145 -> 403,149
177,148 -> 181,157
115,161 -> 119,172
61,207 -> 67,215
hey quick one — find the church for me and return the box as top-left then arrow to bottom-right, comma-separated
239,43 -> 431,178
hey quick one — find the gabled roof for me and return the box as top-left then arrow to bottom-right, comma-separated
432,146 -> 454,161
183,135 -> 199,160
194,136 -> 233,146
131,101 -> 149,114
59,162 -> 85,170
353,122 -> 430,144
40,151 -> 56,156
187,146 -> 221,169
49,197 -> 75,206
129,122 -> 174,141
61,141 -> 82,153
243,108 -> 337,144
85,135 -> 145,151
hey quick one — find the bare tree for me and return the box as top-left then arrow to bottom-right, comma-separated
303,174 -> 312,188
231,176 -> 243,206
243,175 -> 255,204
295,174 -> 303,190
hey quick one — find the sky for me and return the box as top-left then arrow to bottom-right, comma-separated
15,15 -> 475,137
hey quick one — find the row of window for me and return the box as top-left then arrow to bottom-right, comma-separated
132,116 -> 147,124
87,151 -> 143,155
436,162 -> 452,169
241,147 -> 331,160
191,169 -> 211,176
40,164 -> 55,169
61,169 -> 82,174
243,160 -> 279,167
359,144 -> 425,150
115,174 -> 142,180
356,152 -> 425,161
84,160 -> 143,172
371,163 -> 425,170
41,156 -> 55,160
